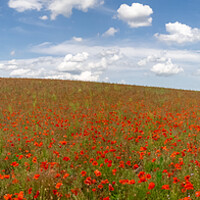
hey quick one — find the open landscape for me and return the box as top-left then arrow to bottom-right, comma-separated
0,78 -> 200,200
1,1 -> 200,199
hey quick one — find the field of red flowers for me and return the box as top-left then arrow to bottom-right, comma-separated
1,78 -> 200,200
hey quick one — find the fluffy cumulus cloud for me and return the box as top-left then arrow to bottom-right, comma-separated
57,49 -> 122,81
0,48 -> 122,81
57,52 -> 89,72
102,27 -> 118,37
8,0 -> 103,19
0,57 -> 61,78
138,54 -> 168,66
155,22 -> 200,44
117,3 -> 153,28
48,0 -> 102,19
138,53 -> 184,76
8,0 -> 43,12
0,59 -> 18,70
10,68 -> 31,76
151,59 -> 184,76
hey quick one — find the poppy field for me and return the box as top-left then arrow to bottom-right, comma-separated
1,78 -> 200,200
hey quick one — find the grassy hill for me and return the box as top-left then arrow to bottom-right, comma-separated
0,78 -> 200,200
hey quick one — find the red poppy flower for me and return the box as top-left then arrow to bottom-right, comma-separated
109,184 -> 114,191
94,169 -> 101,177
148,182 -> 155,190
161,185 -> 170,190
55,182 -> 63,189
28,188 -> 32,194
33,174 -> 40,180
81,171 -> 87,177
195,191 -> 200,197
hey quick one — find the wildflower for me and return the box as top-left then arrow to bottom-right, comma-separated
34,191 -> 39,199
63,157 -> 70,161
138,171 -> 145,178
184,182 -> 194,190
146,174 -> 151,180
84,177 -> 93,185
4,175 -> 10,179
101,179 -> 109,184
81,171 -> 87,177
4,194 -> 12,200
112,168 -> 117,175
161,185 -> 170,190
59,141 -> 67,145
195,191 -> 200,197
148,182 -> 155,190
98,184 -> 103,189
11,161 -> 19,167
94,169 -> 101,177
138,176 -> 147,183
28,188 -> 32,194
173,177 -> 180,183
126,160 -> 131,166
53,190 -> 57,195
184,175 -> 190,181
109,184 -> 114,191
92,161 -> 98,166
128,180 -> 135,184
133,164 -> 139,169
119,179 -> 129,184
63,173 -> 69,179
32,157 -> 37,163
179,197 -> 191,200
54,173 -> 61,178
33,174 -> 40,179
55,182 -> 63,189
16,191 -> 24,200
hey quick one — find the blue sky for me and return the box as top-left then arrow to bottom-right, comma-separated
1,0 -> 200,90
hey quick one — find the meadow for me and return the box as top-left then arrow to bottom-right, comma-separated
0,78 -> 200,200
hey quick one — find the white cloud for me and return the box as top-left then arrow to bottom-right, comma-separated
0,64 -> 5,69
0,59 -> 18,70
0,57 -> 61,77
117,3 -> 153,28
3,40 -> 200,83
0,48 -> 122,81
10,50 -> 15,56
155,22 -> 200,44
45,71 -> 99,81
138,53 -> 184,76
102,27 -> 118,37
32,40 -> 200,67
39,15 -> 48,20
10,68 -> 31,76
9,0 -> 103,19
100,49 -> 122,63
48,0 -> 102,19
72,37 -> 83,42
57,50 -> 121,79
8,0 -> 43,12
57,52 -> 89,72
151,59 -> 184,76
138,54 -> 168,66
